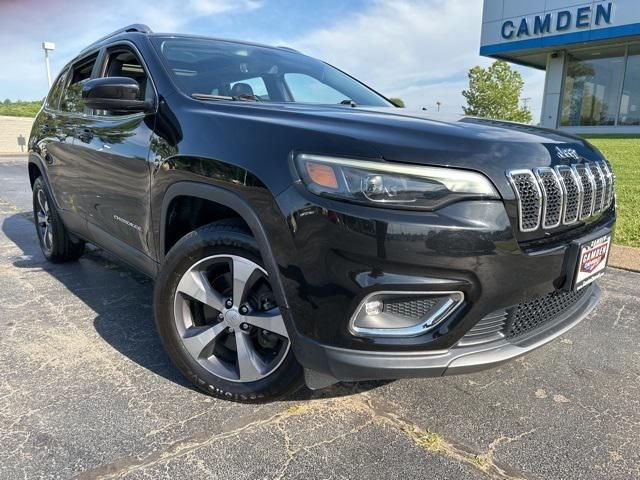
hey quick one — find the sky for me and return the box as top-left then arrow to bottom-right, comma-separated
0,0 -> 545,119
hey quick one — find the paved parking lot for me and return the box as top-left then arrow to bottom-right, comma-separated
0,155 -> 639,479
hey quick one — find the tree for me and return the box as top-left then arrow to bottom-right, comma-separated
389,97 -> 405,108
462,61 -> 532,123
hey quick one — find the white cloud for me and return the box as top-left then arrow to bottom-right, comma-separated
187,0 -> 263,15
0,0 -> 264,99
289,0 -> 545,121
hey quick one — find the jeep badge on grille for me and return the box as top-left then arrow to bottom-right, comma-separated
555,146 -> 580,161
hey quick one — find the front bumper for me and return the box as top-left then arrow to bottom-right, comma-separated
273,184 -> 614,386
297,284 -> 600,387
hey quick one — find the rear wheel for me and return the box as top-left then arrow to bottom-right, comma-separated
32,176 -> 84,262
154,222 -> 303,402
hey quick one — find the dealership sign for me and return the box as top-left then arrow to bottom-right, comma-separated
501,2 -> 612,40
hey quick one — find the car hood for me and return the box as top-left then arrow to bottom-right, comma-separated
193,100 -> 605,200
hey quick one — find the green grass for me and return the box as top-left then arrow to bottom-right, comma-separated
584,136 -> 640,248
0,100 -> 42,117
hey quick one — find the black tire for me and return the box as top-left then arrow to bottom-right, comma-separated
154,221 -> 303,402
32,176 -> 85,262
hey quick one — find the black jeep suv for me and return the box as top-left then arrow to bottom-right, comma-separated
29,25 -> 616,402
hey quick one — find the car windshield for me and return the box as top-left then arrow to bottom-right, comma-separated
151,36 -> 392,107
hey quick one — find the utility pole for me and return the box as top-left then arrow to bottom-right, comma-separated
521,97 -> 532,110
436,101 -> 442,112
42,42 -> 55,88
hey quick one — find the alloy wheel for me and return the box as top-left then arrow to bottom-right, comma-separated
35,188 -> 53,253
173,255 -> 290,383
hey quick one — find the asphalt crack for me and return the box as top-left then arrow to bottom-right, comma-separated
74,388 -> 530,479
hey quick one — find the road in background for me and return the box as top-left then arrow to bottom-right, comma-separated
1,156 -> 639,479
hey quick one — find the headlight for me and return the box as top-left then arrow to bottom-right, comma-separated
295,154 -> 499,210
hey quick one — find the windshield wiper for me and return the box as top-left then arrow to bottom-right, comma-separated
192,93 -> 262,102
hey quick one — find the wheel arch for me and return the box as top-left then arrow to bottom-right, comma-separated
27,154 -> 62,210
160,181 -> 289,309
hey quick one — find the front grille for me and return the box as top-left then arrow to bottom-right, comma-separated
503,287 -> 591,339
507,161 -> 614,233
384,297 -> 439,319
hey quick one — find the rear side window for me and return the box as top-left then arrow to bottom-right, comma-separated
60,55 -> 98,114
46,68 -> 68,110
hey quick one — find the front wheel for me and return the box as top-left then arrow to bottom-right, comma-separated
154,222 -> 303,402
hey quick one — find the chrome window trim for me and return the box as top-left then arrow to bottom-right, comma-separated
534,167 -> 563,229
506,169 -> 542,232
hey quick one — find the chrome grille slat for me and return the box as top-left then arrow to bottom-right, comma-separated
555,165 -> 581,224
573,164 -> 595,220
507,170 -> 542,232
601,162 -> 615,208
588,163 -> 605,213
534,168 -> 563,229
508,161 -> 613,233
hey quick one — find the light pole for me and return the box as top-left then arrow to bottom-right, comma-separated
42,42 -> 55,88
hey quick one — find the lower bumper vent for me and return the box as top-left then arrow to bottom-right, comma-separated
460,286 -> 593,346
503,287 -> 591,339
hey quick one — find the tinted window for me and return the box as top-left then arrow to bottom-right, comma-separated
151,37 -> 391,107
61,55 -> 98,113
46,68 -> 68,110
284,73 -> 344,104
97,48 -> 151,115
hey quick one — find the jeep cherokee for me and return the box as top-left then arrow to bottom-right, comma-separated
28,24 -> 616,402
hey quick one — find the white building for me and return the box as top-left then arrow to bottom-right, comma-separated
481,1 -> 640,133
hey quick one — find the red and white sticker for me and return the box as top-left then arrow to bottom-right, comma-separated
575,235 -> 611,290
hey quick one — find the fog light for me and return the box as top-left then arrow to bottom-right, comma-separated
365,299 -> 384,316
349,291 -> 464,338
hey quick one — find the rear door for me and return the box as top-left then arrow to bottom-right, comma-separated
45,55 -> 98,221
70,44 -> 156,258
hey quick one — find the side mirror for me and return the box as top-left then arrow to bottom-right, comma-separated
82,77 -> 153,113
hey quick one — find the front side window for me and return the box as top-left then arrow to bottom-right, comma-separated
60,55 -> 98,114
97,47 -> 152,115
151,37 -> 391,107
619,45 -> 640,126
561,47 -> 626,126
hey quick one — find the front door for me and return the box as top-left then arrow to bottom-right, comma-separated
70,46 -> 156,258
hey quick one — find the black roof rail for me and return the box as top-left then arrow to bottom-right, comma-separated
80,24 -> 153,53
